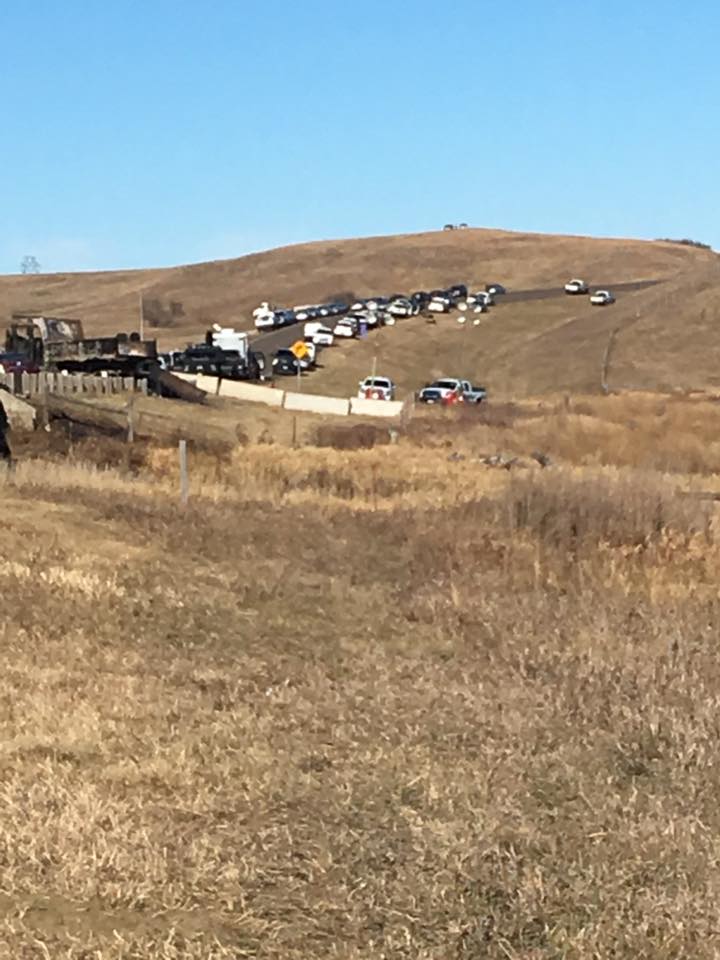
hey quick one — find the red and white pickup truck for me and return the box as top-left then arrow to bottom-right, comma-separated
357,376 -> 396,400
417,378 -> 487,405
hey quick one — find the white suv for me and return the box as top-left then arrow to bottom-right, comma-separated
357,376 -> 396,400
590,289 -> 616,306
564,278 -> 589,294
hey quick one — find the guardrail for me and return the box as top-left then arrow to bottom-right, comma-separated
175,373 -> 403,418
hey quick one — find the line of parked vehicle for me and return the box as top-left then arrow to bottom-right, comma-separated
256,281 -> 508,378
253,281 -> 509,333
159,275 -> 613,391
352,375 -> 489,405
564,279 -> 616,305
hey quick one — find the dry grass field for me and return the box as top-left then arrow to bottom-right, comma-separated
2,228 -> 718,398
0,228 -> 704,338
2,391 -> 720,957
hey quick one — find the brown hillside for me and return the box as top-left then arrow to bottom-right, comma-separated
0,228 -> 712,343
302,255 -> 720,399
1,229 -> 717,396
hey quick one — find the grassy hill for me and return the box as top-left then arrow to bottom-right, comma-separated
0,228 -> 717,396
308,256 -> 720,399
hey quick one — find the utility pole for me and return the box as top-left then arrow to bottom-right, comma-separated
138,293 -> 144,340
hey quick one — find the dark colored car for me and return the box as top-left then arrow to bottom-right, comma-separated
486,283 -> 507,295
411,291 -> 431,306
272,351 -> 300,376
417,387 -> 444,404
0,352 -> 41,374
274,347 -> 313,371
447,283 -> 468,302
365,296 -> 389,310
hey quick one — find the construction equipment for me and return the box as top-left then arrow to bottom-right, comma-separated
5,314 -> 204,403
166,324 -> 265,381
6,314 -> 157,374
205,324 -> 266,379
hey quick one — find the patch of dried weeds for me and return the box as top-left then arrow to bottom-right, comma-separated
1,395 -> 720,956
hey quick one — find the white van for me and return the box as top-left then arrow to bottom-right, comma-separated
304,322 -> 334,346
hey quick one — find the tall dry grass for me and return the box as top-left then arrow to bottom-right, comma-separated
2,395 -> 720,956
404,392 -> 720,476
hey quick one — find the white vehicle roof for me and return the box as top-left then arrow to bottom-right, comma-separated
362,377 -> 392,386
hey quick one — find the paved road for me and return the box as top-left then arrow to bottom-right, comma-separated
502,278 -> 660,304
252,279 -> 663,358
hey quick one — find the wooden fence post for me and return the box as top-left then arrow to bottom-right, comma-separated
127,395 -> 135,444
40,374 -> 49,430
179,440 -> 189,507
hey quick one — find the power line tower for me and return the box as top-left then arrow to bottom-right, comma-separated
20,255 -> 41,275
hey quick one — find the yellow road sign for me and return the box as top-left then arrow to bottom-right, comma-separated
290,340 -> 308,359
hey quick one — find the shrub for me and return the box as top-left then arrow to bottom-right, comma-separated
313,422 -> 390,450
656,237 -> 712,250
142,297 -> 185,329
500,471 -> 712,549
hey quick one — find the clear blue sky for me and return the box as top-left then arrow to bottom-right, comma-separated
1,0 -> 717,273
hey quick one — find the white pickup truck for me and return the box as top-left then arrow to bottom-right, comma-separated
417,378 -> 487,404
357,376 -> 396,400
